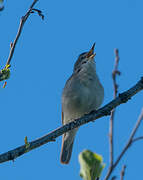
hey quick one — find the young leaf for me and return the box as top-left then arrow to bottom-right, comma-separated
79,150 -> 105,180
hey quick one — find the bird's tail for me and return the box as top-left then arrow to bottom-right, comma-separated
60,129 -> 77,164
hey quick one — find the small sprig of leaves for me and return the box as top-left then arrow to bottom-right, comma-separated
79,150 -> 105,180
24,136 -> 30,151
0,64 -> 11,82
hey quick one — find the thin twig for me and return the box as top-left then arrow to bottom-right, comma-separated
120,165 -> 126,180
104,108 -> 143,180
6,0 -> 39,66
109,49 -> 120,167
31,8 -> 44,20
112,49 -> 121,95
132,136 -> 143,143
0,78 -> 142,164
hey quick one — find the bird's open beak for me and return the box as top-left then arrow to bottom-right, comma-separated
86,43 -> 96,59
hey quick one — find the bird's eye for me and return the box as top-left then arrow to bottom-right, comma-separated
82,61 -> 86,64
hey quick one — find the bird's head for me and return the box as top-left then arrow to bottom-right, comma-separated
74,43 -> 96,73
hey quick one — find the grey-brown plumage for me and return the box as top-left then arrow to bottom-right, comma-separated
60,43 -> 104,164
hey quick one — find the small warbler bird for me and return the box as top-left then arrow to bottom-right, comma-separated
60,43 -> 104,164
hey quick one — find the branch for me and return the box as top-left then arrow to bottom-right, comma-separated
0,0 -> 44,82
109,49 -> 120,167
0,78 -> 142,164
104,107 -> 143,180
120,165 -> 126,180
6,0 -> 39,66
132,136 -> 143,143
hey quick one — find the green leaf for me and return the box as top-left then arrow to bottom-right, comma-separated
0,65 -> 10,81
79,150 -> 105,180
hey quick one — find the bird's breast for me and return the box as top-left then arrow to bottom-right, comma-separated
62,73 -> 104,121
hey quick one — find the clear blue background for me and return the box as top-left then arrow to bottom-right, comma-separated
0,0 -> 143,179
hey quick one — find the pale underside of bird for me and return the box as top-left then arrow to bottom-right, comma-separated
60,43 -> 104,164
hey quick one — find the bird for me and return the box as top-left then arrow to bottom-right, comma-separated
60,43 -> 104,164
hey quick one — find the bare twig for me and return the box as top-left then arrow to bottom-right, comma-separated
104,108 -> 143,180
31,8 -> 44,20
109,49 -> 120,167
120,165 -> 126,180
6,0 -> 40,66
132,136 -> 143,143
112,49 -> 121,95
0,78 -> 142,164
0,0 -> 44,82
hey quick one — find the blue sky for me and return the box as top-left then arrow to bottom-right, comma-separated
0,0 -> 143,179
